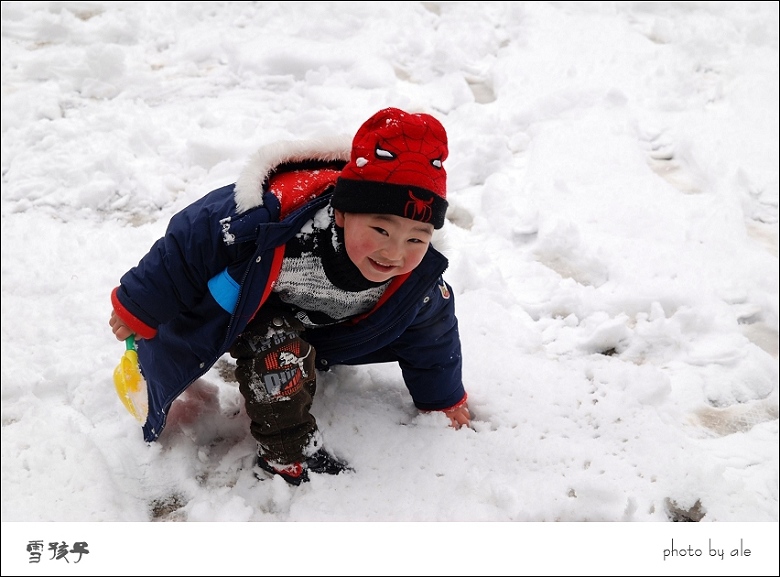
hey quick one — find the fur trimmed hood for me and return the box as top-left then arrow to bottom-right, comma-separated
234,135 -> 352,214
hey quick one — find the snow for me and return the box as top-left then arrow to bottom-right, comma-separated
1,1 -> 778,575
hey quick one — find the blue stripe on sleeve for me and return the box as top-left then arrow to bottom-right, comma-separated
207,268 -> 240,313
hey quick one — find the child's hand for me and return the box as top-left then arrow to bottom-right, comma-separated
444,402 -> 471,430
109,310 -> 134,341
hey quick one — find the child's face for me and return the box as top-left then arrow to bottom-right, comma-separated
334,210 -> 434,283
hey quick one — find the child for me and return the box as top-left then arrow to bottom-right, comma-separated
109,107 -> 470,485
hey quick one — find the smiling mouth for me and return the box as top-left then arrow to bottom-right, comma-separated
369,258 -> 396,271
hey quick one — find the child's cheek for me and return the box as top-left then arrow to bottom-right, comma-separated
344,234 -> 372,264
405,245 -> 428,270
353,235 -> 377,257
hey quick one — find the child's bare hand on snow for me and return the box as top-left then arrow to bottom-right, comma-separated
444,402 -> 471,429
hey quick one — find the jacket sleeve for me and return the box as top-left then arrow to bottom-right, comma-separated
388,278 -> 466,411
112,184 -> 268,337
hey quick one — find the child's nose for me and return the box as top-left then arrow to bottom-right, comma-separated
380,238 -> 404,260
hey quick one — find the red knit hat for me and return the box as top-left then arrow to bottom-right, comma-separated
331,107 -> 448,229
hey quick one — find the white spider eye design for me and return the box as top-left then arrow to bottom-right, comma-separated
432,159 -> 442,168
375,147 -> 395,159
356,157 -> 368,167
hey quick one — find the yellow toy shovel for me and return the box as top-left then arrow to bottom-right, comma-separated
113,335 -> 148,423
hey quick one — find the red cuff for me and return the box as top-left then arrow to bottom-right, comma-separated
423,392 -> 468,414
441,392 -> 468,413
111,287 -> 158,340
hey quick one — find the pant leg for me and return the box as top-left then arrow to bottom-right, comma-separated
239,377 -> 317,464
231,311 -> 319,464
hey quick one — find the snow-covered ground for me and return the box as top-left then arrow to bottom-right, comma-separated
1,2 -> 777,575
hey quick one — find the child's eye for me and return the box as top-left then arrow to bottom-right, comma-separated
372,227 -> 388,236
